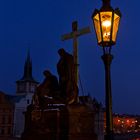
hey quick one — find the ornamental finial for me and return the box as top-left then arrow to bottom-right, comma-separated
102,0 -> 110,5
101,0 -> 112,10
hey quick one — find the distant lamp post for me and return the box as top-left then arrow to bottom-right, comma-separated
92,0 -> 121,140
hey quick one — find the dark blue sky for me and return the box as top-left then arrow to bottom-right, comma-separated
0,0 -> 139,114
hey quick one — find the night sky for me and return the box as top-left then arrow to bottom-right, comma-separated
0,0 -> 139,115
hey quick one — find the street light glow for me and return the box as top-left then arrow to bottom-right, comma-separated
102,20 -> 111,27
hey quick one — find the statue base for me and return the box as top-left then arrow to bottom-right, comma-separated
21,103 -> 97,140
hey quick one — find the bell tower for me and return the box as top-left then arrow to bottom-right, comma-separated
16,50 -> 38,95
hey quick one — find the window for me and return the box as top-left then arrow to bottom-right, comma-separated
2,116 -> 5,124
27,99 -> 30,104
7,127 -> 11,135
8,116 -> 12,124
0,128 -> 4,135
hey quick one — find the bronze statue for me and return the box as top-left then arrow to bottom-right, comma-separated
32,48 -> 78,107
57,48 -> 78,104
33,70 -> 59,108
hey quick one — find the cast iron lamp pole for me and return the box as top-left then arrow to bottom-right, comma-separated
91,0 -> 121,139
102,48 -> 114,140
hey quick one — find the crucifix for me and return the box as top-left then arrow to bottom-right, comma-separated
61,21 -> 91,87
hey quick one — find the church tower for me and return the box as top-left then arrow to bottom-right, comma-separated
16,51 -> 38,95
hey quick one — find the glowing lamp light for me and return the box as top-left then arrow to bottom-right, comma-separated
117,119 -> 120,122
102,20 -> 111,27
92,0 -> 121,47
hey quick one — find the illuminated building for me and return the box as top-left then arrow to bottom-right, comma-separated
103,114 -> 140,134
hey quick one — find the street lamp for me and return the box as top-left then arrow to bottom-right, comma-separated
91,0 -> 121,140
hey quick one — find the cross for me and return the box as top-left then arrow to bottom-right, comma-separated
61,21 -> 91,86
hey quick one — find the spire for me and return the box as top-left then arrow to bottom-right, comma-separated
16,49 -> 38,94
27,48 -> 31,65
20,49 -> 35,82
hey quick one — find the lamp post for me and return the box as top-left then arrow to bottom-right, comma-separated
91,0 -> 121,139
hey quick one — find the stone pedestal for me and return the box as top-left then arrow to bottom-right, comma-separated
67,104 -> 97,140
21,103 -> 97,140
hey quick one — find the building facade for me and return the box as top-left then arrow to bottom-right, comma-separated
0,91 -> 14,139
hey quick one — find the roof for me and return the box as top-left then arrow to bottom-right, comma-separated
16,50 -> 38,84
